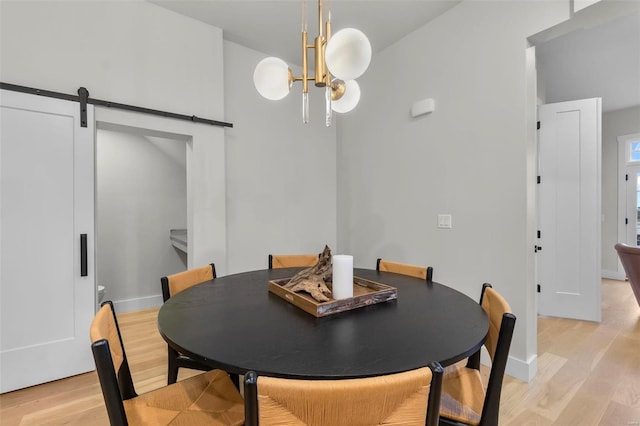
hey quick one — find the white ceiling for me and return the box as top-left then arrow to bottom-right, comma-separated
149,0 -> 462,65
150,0 -> 639,113
536,12 -> 640,113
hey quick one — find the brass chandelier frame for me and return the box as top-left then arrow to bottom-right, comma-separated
288,0 -> 346,103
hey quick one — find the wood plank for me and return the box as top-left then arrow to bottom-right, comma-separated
503,409 -> 554,426
500,352 -> 567,424
502,278 -> 640,425
600,400 -> 640,426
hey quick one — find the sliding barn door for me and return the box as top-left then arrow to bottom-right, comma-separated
0,89 -> 95,392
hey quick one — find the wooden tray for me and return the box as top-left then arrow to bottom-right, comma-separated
268,276 -> 397,317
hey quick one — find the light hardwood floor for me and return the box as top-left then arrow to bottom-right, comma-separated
1,278 -> 638,425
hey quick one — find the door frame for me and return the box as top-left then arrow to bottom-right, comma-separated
617,133 -> 640,277
95,122 -> 191,312
94,107 -> 227,277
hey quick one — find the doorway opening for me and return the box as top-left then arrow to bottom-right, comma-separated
528,6 -> 640,320
618,133 -> 640,251
96,123 -> 189,312
532,10 -> 640,284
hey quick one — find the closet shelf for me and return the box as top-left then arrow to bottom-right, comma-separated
170,229 -> 187,254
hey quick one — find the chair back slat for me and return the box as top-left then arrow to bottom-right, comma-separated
480,287 -> 512,361
479,284 -> 516,426
90,301 -> 137,424
248,366 -> 441,426
377,258 -> 433,281
90,302 -> 126,377
269,254 -> 319,269
164,264 -> 215,299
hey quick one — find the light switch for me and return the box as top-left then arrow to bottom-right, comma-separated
437,214 -> 452,229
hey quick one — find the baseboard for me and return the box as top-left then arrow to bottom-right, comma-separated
602,269 -> 626,280
113,294 -> 163,313
479,348 -> 536,382
506,354 -> 537,382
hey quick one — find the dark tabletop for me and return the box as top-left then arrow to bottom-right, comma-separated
157,268 -> 488,379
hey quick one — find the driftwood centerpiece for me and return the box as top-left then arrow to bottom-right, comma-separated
269,246 -> 398,316
282,245 -> 333,302
268,276 -> 398,317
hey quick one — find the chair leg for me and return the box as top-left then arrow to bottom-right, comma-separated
167,346 -> 179,385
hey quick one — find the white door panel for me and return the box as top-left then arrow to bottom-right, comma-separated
0,90 -> 95,393
538,98 -> 601,322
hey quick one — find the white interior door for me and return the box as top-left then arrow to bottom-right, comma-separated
538,98 -> 601,322
0,90 -> 95,393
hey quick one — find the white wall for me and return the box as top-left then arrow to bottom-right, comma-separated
0,1 -> 223,120
0,1 -> 334,304
4,0 -> 625,383
0,0 -> 227,297
603,106 -> 640,276
223,41 -> 337,274
97,129 -> 187,307
337,1 -> 570,381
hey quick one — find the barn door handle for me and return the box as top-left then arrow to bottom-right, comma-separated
80,234 -> 88,277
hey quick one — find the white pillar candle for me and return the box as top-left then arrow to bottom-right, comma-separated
332,255 -> 354,299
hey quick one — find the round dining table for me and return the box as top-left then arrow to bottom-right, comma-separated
157,267 -> 488,379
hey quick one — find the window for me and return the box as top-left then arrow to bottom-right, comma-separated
630,141 -> 640,162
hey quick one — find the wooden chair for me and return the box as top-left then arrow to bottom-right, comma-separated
161,264 -> 221,385
90,301 -> 244,426
268,253 -> 319,269
376,258 -> 434,281
439,283 -> 516,426
244,362 -> 444,426
614,243 -> 640,307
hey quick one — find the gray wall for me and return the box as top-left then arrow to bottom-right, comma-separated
602,106 -> 640,274
223,41 -> 337,274
97,129 -> 187,303
336,1 -> 569,379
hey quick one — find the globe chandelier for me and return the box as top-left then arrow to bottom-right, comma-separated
253,0 -> 372,127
